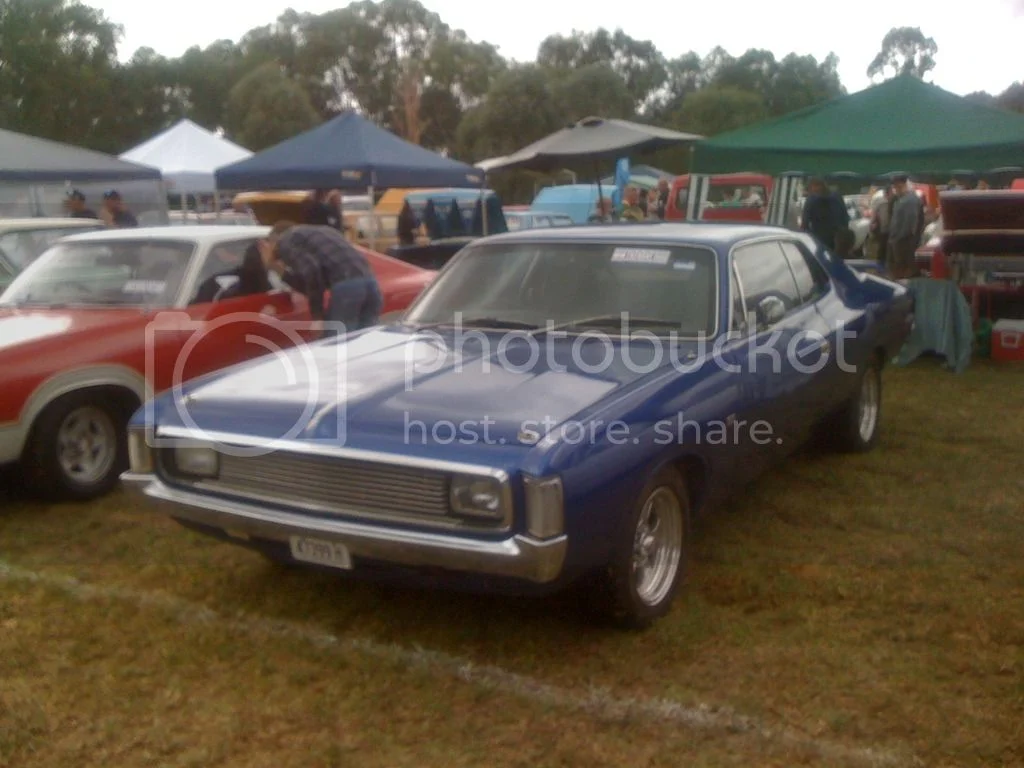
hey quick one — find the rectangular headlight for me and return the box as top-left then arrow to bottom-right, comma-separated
127,428 -> 154,474
523,475 -> 564,539
172,444 -> 219,479
450,474 -> 507,521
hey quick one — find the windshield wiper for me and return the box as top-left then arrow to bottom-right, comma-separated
461,316 -> 539,330
539,315 -> 683,333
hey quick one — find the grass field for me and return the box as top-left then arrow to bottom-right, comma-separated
1,361 -> 1022,768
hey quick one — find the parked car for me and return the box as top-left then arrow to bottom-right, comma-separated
0,218 -> 105,290
504,210 -> 574,231
124,223 -> 913,628
0,225 -> 434,501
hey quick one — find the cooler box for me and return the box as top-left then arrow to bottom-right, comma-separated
991,320 -> 1024,361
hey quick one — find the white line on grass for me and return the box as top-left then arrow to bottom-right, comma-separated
0,559 -> 916,767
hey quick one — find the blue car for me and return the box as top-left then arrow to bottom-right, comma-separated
123,222 -> 913,628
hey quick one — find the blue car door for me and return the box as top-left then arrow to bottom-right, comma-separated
732,239 -> 829,458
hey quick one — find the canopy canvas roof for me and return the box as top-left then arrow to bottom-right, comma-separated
478,117 -> 702,174
120,119 -> 251,193
0,128 -> 161,183
691,75 -> 1024,179
215,111 -> 483,190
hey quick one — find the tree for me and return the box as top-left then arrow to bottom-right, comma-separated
455,65 -> 561,161
224,62 -> 320,150
998,82 -> 1024,113
867,27 -> 938,80
552,63 -> 635,123
0,0 -> 122,149
672,86 -> 768,136
537,28 -> 667,111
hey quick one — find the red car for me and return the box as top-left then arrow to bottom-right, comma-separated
0,225 -> 433,500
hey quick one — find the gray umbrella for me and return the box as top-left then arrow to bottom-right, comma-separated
477,116 -> 703,174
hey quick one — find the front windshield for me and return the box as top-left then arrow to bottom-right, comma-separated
0,239 -> 195,307
405,241 -> 718,336
0,227 -> 99,270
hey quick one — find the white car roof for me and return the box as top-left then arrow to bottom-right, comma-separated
61,225 -> 271,244
0,218 -> 105,232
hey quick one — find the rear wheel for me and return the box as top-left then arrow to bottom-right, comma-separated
829,359 -> 882,452
24,392 -> 130,501
592,466 -> 691,629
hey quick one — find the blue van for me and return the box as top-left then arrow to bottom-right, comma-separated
530,184 -> 602,224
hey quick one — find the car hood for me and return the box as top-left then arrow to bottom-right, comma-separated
0,306 -> 147,355
157,325 -> 683,454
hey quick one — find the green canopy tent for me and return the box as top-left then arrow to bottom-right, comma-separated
687,75 -> 1024,223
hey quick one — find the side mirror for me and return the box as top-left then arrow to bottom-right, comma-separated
756,295 -> 786,327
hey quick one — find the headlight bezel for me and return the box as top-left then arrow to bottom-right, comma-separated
449,473 -> 512,525
168,442 -> 220,480
127,427 -> 154,474
523,474 -> 564,540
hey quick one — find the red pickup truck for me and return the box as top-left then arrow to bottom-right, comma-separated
665,173 -> 773,222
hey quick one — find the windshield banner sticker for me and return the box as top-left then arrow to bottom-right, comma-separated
611,247 -> 671,265
123,279 -> 166,295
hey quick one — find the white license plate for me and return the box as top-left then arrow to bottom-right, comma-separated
288,536 -> 353,570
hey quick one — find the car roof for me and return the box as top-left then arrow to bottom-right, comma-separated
480,221 -> 791,248
61,225 -> 271,243
0,218 -> 105,231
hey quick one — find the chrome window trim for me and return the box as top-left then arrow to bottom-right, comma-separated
154,425 -> 510,483
728,234 -> 835,331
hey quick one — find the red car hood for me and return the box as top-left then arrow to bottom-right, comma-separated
0,306 -> 148,355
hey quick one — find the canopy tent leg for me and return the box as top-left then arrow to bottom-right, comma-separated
367,184 -> 376,251
685,174 -> 710,221
766,176 -> 802,228
480,176 -> 488,236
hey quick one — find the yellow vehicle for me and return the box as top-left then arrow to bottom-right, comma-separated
231,190 -> 401,250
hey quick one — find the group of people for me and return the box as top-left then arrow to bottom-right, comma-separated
65,189 -> 138,228
589,178 -> 672,223
800,175 -> 927,280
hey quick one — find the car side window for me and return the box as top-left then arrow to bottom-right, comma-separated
188,238 -> 259,304
732,241 -> 803,329
779,241 -> 830,304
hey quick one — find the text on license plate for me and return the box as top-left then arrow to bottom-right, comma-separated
288,536 -> 353,570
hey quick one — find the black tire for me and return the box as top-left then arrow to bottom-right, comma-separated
23,391 -> 130,501
591,466 -> 692,629
829,358 -> 882,453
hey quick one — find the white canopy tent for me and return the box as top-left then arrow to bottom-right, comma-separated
120,119 -> 251,194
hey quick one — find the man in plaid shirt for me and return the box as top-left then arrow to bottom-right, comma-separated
259,221 -> 382,336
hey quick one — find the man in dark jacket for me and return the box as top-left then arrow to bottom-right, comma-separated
302,190 -> 341,230
259,221 -> 381,337
801,178 -> 849,251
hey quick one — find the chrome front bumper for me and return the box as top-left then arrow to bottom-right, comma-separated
121,473 -> 568,584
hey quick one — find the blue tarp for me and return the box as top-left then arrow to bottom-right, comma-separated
214,111 -> 484,190
894,278 -> 974,373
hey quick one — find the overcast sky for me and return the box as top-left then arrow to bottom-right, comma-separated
93,0 -> 1024,96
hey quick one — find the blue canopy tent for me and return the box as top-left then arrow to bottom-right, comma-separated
214,111 -> 483,191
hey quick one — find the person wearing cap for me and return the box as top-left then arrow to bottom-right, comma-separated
101,190 -> 138,228
887,175 -> 922,279
65,190 -> 98,219
801,178 -> 849,252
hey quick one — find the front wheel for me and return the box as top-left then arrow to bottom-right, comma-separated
24,393 -> 129,501
592,467 -> 691,629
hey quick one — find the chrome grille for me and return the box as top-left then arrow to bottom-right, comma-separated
164,449 -> 460,524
